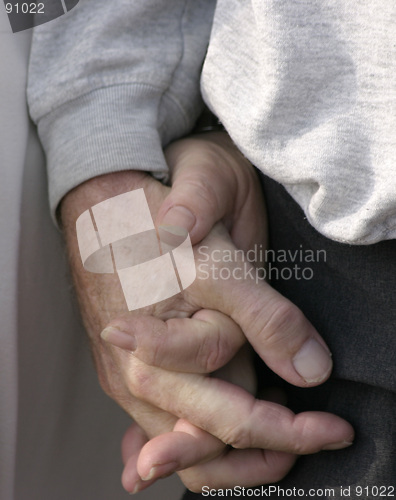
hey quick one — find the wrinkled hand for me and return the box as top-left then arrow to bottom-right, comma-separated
60,134 -> 353,494
109,224 -> 351,493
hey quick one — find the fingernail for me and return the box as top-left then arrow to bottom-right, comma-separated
100,326 -> 136,351
161,206 -> 196,233
292,338 -> 332,383
322,440 -> 354,451
130,483 -> 141,495
141,461 -> 179,481
130,480 -> 145,494
158,224 -> 189,249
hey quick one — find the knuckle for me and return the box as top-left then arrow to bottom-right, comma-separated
143,322 -> 167,367
290,442 -> 306,455
218,404 -> 255,449
194,337 -> 213,373
125,362 -> 153,400
289,416 -> 319,455
183,176 -> 220,215
288,435 -> 309,455
221,399 -> 296,451
195,325 -> 228,373
223,422 -> 252,449
93,343 -> 153,411
261,301 -> 306,348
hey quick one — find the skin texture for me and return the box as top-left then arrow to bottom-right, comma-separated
60,133 -> 353,494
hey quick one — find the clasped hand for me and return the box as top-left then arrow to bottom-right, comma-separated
61,132 -> 353,494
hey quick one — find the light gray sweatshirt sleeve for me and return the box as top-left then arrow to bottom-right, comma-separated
27,0 -> 215,217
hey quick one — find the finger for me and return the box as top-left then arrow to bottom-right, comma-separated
120,423 -> 158,494
136,419 -> 296,491
122,451 -> 157,495
190,234 -> 334,387
179,448 -> 296,492
227,280 -> 334,387
135,382 -> 280,483
156,154 -> 236,245
98,340 -> 179,438
101,309 -> 245,373
126,359 -> 355,454
121,422 -> 148,464
159,134 -> 266,248
137,420 -> 225,481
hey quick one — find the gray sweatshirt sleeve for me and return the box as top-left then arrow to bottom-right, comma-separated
27,0 -> 215,217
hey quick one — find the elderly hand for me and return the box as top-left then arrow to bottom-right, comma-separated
61,133 -> 353,494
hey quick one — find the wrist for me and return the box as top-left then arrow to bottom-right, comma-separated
59,170 -> 151,230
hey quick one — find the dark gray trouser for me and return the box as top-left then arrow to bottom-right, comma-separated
183,175 -> 396,500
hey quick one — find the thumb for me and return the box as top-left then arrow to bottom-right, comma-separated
156,153 -> 236,245
217,277 -> 333,387
191,229 -> 333,388
157,133 -> 263,246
